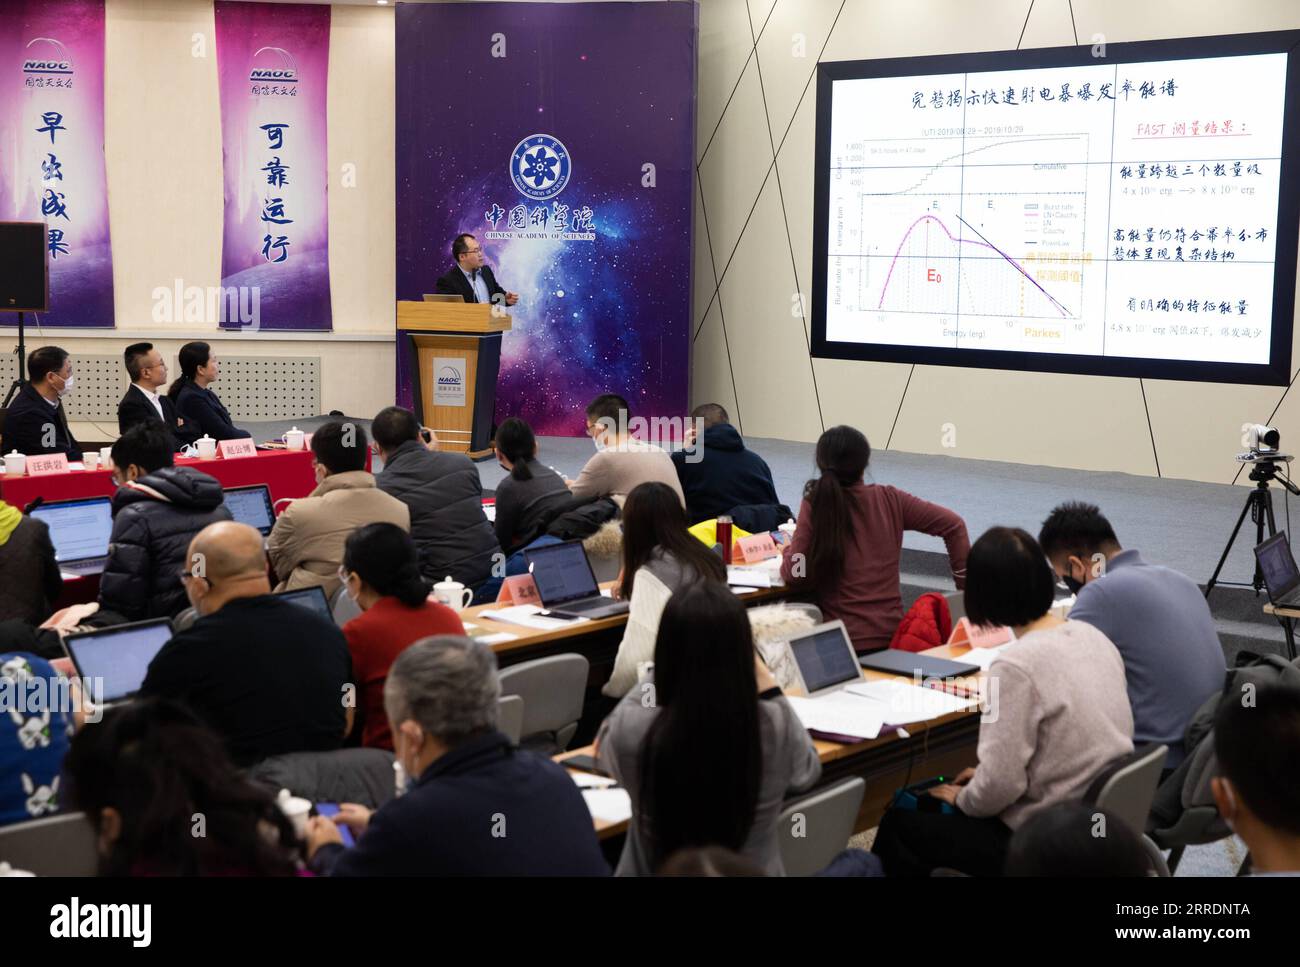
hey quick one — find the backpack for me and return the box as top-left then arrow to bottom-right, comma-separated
888,592 -> 953,653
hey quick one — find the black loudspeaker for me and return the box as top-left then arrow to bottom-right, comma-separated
0,221 -> 49,312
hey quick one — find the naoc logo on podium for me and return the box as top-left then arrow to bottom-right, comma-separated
21,37 -> 75,89
433,358 -> 467,407
510,134 -> 571,201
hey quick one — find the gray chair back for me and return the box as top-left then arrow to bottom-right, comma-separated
330,585 -> 362,627
944,591 -> 966,623
247,747 -> 397,810
172,607 -> 198,633
498,653 -> 589,753
498,694 -> 525,744
1086,744 -> 1168,837
0,812 -> 98,876
777,777 -> 865,876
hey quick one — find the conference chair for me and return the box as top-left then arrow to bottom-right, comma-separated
0,812 -> 98,876
172,606 -> 198,633
498,653 -> 589,755
247,747 -> 397,811
330,585 -> 362,626
497,694 -> 525,745
944,591 -> 966,623
777,777 -> 866,876
1083,743 -> 1168,874
1145,741 -> 1234,876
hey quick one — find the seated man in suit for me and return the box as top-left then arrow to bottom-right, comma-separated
117,342 -> 198,448
304,635 -> 608,876
139,520 -> 353,767
0,345 -> 82,460
433,233 -> 519,307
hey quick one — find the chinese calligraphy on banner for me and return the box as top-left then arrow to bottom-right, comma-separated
214,1 -> 331,331
0,0 -> 114,327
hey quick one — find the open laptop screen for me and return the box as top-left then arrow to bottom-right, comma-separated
275,585 -> 332,622
64,619 -> 174,703
525,541 -> 600,606
224,485 -> 275,535
30,497 -> 113,563
789,623 -> 861,694
1256,532 -> 1300,598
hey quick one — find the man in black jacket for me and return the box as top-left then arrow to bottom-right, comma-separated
371,406 -> 500,590
0,346 -> 81,460
305,636 -> 608,876
671,403 -> 782,525
433,233 -> 519,306
117,342 -> 199,448
98,422 -> 231,621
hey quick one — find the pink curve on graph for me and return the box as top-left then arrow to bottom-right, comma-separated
873,213 -> 1069,318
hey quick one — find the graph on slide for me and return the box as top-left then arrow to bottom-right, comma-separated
812,34 -> 1300,384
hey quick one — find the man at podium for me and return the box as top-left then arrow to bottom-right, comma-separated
434,233 -> 519,307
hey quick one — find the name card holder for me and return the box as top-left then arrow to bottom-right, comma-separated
496,574 -> 541,606
736,532 -> 779,564
219,439 -> 257,459
26,453 -> 69,476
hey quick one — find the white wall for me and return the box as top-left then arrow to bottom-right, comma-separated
692,0 -> 1300,485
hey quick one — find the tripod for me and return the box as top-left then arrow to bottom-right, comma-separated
1204,457 -> 1300,600
3,310 -> 26,409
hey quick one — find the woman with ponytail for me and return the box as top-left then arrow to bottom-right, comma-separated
168,341 -> 251,441
779,426 -> 969,652
338,523 -> 465,749
492,416 -> 571,553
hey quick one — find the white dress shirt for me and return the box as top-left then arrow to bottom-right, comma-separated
134,383 -> 165,421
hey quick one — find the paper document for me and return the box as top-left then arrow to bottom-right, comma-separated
951,644 -> 1008,671
844,678 -> 978,724
480,604 -> 590,631
570,771 -> 618,790
786,693 -> 885,741
726,564 -> 783,588
582,787 -> 633,824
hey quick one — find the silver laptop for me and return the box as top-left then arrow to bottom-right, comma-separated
422,293 -> 462,303
30,496 -> 113,575
524,540 -> 630,620
785,620 -> 864,697
63,618 -> 174,707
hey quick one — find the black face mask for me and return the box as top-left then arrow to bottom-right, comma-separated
1061,571 -> 1085,595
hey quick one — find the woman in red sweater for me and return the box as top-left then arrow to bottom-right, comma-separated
339,523 -> 465,749
779,426 -> 969,653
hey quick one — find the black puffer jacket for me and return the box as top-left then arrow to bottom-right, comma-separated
376,440 -> 500,588
98,466 -> 232,621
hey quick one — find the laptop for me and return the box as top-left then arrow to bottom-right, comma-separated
786,621 -> 867,697
30,496 -> 114,576
63,618 -> 174,706
422,293 -> 462,303
275,585 -> 332,622
1255,532 -> 1300,608
523,540 -> 630,620
224,484 -> 276,536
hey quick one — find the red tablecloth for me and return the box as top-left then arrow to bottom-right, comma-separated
1,449 -> 319,510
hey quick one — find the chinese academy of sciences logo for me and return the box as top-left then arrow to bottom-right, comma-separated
510,134 -> 572,201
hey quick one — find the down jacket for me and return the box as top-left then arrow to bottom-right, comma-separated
99,466 -> 232,620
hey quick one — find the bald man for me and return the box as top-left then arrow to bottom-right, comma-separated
139,521 -> 354,766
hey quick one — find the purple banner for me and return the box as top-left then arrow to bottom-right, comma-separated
396,1 -> 697,435
0,0 -> 113,327
215,0 -> 330,331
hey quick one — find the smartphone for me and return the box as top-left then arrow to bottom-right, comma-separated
313,802 -> 356,847
562,754 -> 610,777
419,427 -> 433,444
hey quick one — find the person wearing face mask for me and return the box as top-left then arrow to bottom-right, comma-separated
166,341 -> 251,442
95,422 -> 232,623
338,522 -> 465,750
566,393 -> 684,508
0,345 -> 82,460
266,420 -> 409,599
1039,501 -> 1225,771
139,521 -> 353,767
1211,683 -> 1300,875
304,635 -> 608,876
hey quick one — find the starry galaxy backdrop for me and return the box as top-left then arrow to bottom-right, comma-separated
395,1 -> 697,436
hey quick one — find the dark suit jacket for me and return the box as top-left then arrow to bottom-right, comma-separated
117,384 -> 200,448
0,382 -> 81,460
172,381 -> 251,442
433,263 -> 507,304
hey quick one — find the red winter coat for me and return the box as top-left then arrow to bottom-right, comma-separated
888,592 -> 952,653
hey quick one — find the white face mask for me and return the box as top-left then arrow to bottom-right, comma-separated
54,374 -> 75,398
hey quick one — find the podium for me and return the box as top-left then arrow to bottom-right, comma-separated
396,301 -> 512,459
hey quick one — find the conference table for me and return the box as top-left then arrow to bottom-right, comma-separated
556,642 -> 984,841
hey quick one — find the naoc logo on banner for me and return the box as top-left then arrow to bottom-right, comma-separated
248,46 -> 299,97
510,134 -> 571,201
21,37 -> 74,89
